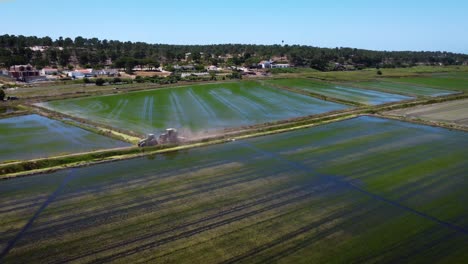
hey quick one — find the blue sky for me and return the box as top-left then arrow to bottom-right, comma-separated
1,0 -> 467,53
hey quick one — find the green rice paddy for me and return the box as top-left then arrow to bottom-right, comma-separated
0,114 -> 130,162
386,75 -> 468,91
1,116 -> 466,263
266,78 -> 413,105
352,80 -> 456,97
43,81 -> 348,135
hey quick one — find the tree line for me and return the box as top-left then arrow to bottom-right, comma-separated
0,34 -> 467,71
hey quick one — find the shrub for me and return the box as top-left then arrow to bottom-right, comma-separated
95,78 -> 105,86
135,76 -> 145,83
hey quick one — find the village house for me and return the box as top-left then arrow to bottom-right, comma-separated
181,72 -> 209,78
68,69 -> 94,79
40,68 -> 59,76
258,60 -> 290,69
173,65 -> 195,71
258,60 -> 273,69
29,46 -> 49,52
271,63 -> 290,69
92,69 -> 119,76
68,71 -> 85,79
9,64 -> 41,81
206,65 -> 219,71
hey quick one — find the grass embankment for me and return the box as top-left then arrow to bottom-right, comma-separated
0,104 -> 31,119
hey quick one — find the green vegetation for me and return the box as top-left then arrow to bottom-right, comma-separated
43,81 -> 348,135
387,76 -> 468,91
2,35 -> 468,70
266,78 -> 412,105
0,117 -> 466,263
290,66 -> 468,82
353,80 -> 456,97
0,114 -> 130,162
95,78 -> 105,86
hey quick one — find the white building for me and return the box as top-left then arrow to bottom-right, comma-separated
40,68 -> 59,76
258,60 -> 272,69
68,71 -> 86,79
207,65 -> 219,71
271,64 -> 290,69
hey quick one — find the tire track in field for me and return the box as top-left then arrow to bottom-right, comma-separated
52,183 -> 317,264
236,140 -> 468,236
113,99 -> 129,119
355,227 -> 458,264
148,96 -> 154,126
247,204 -> 385,264
221,206 -> 370,264
0,169 -> 76,261
27,165 -> 291,242
0,161 -> 227,223
106,99 -> 124,119
141,97 -> 148,121
169,92 -> 185,128
186,88 -> 220,126
249,89 -> 304,116
56,183 -> 326,263
107,99 -> 129,120
218,88 -> 271,118
83,187 -> 325,264
146,198 -> 330,263
20,159 -> 236,229
209,89 -> 250,120
0,195 -> 49,214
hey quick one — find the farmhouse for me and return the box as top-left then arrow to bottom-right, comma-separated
68,71 -> 86,79
40,68 -> 59,76
29,46 -> 49,52
9,64 -> 41,81
173,65 -> 195,71
206,65 -> 219,71
181,72 -> 209,78
258,60 -> 290,69
271,63 -> 290,69
258,60 -> 272,69
91,69 -> 119,76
